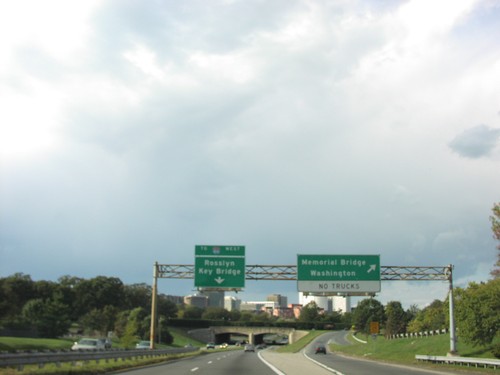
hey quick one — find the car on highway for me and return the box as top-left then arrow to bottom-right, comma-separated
244,344 -> 255,352
71,338 -> 106,351
314,343 -> 327,354
206,342 -> 216,349
135,340 -> 151,349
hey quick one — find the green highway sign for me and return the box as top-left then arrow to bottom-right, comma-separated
194,245 -> 245,289
297,254 -> 381,294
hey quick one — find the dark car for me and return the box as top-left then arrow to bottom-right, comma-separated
315,343 -> 327,354
244,344 -> 255,352
206,342 -> 215,349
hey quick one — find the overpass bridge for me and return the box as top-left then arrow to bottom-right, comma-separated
188,326 -> 309,345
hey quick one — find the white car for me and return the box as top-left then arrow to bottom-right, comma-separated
71,338 -> 105,351
135,340 -> 151,349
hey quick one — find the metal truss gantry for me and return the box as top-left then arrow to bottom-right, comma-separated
154,263 -> 452,281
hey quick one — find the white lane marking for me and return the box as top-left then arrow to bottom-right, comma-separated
207,360 -> 213,364
257,350 -> 285,375
191,367 -> 199,372
303,349 -> 345,375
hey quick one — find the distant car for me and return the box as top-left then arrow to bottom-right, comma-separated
98,338 -> 112,349
244,344 -> 255,352
315,343 -> 327,354
135,340 -> 151,349
71,338 -> 106,351
206,342 -> 215,349
218,343 -> 228,349
256,344 -> 266,350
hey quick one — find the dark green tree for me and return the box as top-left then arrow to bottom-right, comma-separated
202,307 -> 231,320
385,301 -> 406,336
407,299 -> 446,332
22,298 -> 71,338
299,301 -> 321,322
352,298 -> 385,333
181,305 -> 204,319
0,273 -> 36,320
157,295 -> 178,318
455,279 -> 500,346
73,276 -> 125,315
123,283 -> 151,310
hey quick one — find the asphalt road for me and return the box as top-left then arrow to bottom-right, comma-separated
115,332 -> 485,375
117,349 -> 278,375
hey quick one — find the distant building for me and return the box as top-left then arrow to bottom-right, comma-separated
240,301 -> 278,312
267,294 -> 288,308
199,290 -> 225,308
184,294 -> 208,309
224,296 -> 241,311
298,293 -> 351,313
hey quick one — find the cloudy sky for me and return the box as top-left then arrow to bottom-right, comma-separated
1,0 -> 499,309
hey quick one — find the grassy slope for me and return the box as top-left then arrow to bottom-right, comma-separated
331,332 -> 498,363
0,327 -> 205,352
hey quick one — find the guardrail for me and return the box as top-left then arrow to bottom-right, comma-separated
387,329 -> 448,339
415,354 -> 500,370
0,347 -> 199,371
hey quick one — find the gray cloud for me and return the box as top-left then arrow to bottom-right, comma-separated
449,124 -> 500,158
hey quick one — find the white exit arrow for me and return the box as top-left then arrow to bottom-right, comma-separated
214,277 -> 225,284
367,264 -> 377,273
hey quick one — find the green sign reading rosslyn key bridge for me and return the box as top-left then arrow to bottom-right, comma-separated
297,254 -> 381,294
195,245 -> 245,289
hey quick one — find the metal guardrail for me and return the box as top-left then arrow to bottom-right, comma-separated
0,347 -> 199,370
415,355 -> 500,369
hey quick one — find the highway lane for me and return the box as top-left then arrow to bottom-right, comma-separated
117,349 -> 280,375
306,332 -> 481,375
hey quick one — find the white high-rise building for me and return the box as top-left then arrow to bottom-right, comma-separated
298,292 -> 351,313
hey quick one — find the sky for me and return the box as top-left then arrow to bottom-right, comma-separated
1,0 -> 499,310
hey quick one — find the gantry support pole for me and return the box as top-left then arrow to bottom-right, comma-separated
149,261 -> 158,349
448,264 -> 457,355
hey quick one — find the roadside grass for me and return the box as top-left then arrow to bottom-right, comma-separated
276,330 -> 327,353
0,337 -> 74,353
167,327 -> 205,348
0,328 -> 208,374
330,332 -> 499,373
0,351 -> 201,375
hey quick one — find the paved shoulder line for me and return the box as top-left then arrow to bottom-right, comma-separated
257,350 -> 285,375
303,350 -> 345,375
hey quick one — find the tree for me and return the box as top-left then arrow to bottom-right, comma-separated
407,299 -> 446,333
73,276 -> 125,316
79,305 -> 118,336
181,306 -> 204,319
352,298 -> 385,333
22,298 -> 71,338
491,202 -> 500,279
299,301 -> 321,322
0,273 -> 35,320
455,279 -> 500,346
202,307 -> 231,320
119,307 -> 148,348
385,301 -> 406,336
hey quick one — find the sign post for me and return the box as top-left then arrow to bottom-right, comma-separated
297,254 -> 381,294
194,245 -> 245,289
